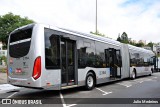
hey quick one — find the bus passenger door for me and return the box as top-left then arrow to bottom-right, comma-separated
105,48 -> 121,79
115,50 -> 122,78
61,39 -> 76,86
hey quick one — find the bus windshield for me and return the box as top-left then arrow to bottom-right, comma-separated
9,28 -> 33,58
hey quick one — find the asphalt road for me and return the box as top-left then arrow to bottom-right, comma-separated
0,72 -> 160,107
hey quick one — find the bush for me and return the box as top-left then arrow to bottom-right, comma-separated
0,67 -> 7,73
0,56 -> 7,65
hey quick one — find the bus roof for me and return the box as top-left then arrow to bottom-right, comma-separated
128,44 -> 154,55
10,23 -> 155,56
34,23 -> 122,47
58,27 -> 121,46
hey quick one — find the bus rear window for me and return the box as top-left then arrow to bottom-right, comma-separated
10,28 -> 32,43
9,28 -> 32,58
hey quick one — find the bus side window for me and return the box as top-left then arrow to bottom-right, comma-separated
45,28 -> 60,69
95,41 -> 106,68
116,50 -> 122,67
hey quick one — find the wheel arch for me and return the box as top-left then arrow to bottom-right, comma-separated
133,68 -> 137,76
86,70 -> 97,85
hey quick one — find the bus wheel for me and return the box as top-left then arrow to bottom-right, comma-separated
131,70 -> 136,80
85,72 -> 95,90
149,69 -> 153,76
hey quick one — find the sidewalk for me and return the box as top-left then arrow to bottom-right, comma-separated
0,73 -> 20,93
0,72 -> 7,84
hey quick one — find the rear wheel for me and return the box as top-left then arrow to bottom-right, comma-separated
149,72 -> 152,76
149,69 -> 153,76
131,70 -> 136,79
85,72 -> 95,90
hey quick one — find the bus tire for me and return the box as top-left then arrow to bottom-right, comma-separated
85,72 -> 95,90
149,69 -> 153,76
149,72 -> 152,76
131,70 -> 136,80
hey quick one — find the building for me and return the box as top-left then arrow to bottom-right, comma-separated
138,40 -> 146,45
132,40 -> 137,44
153,43 -> 160,55
0,50 -> 7,57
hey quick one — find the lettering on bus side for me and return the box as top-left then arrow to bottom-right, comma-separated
23,56 -> 29,60
99,71 -> 107,75
145,67 -> 149,71
16,58 -> 20,60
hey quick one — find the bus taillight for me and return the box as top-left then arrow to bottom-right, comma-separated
6,65 -> 8,76
32,56 -> 41,80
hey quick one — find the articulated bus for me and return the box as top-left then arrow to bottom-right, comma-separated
153,57 -> 160,72
7,23 -> 155,90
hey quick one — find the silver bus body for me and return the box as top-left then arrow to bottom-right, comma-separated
7,23 -> 155,90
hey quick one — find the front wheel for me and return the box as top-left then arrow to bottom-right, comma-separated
85,72 -> 95,90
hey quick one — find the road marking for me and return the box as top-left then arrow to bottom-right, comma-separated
0,84 -> 20,93
145,79 -> 152,81
96,88 -> 112,95
133,78 -> 157,84
153,77 -> 157,78
139,81 -> 143,83
7,92 -> 18,98
145,78 -> 157,82
133,79 -> 144,83
60,92 -> 77,107
0,91 -> 18,104
67,104 -> 77,107
116,83 -> 131,88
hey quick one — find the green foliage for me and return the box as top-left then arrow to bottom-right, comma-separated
129,40 -> 136,46
0,56 -> 7,63
90,31 -> 105,37
117,36 -> 121,42
0,68 -> 7,73
147,42 -> 154,49
157,54 -> 160,57
116,32 -> 155,48
116,32 -> 129,44
120,32 -> 129,43
135,42 -> 145,47
0,12 -> 34,48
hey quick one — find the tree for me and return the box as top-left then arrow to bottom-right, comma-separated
116,32 -> 129,44
121,32 -> 129,43
147,42 -> 154,49
0,12 -> 34,49
129,40 -> 136,46
116,33 -> 121,42
116,32 -> 156,48
135,42 -> 145,47
117,36 -> 121,42
90,31 -> 105,37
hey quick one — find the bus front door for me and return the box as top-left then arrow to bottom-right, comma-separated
61,39 -> 76,86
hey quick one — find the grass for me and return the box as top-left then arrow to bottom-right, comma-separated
0,67 -> 7,73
